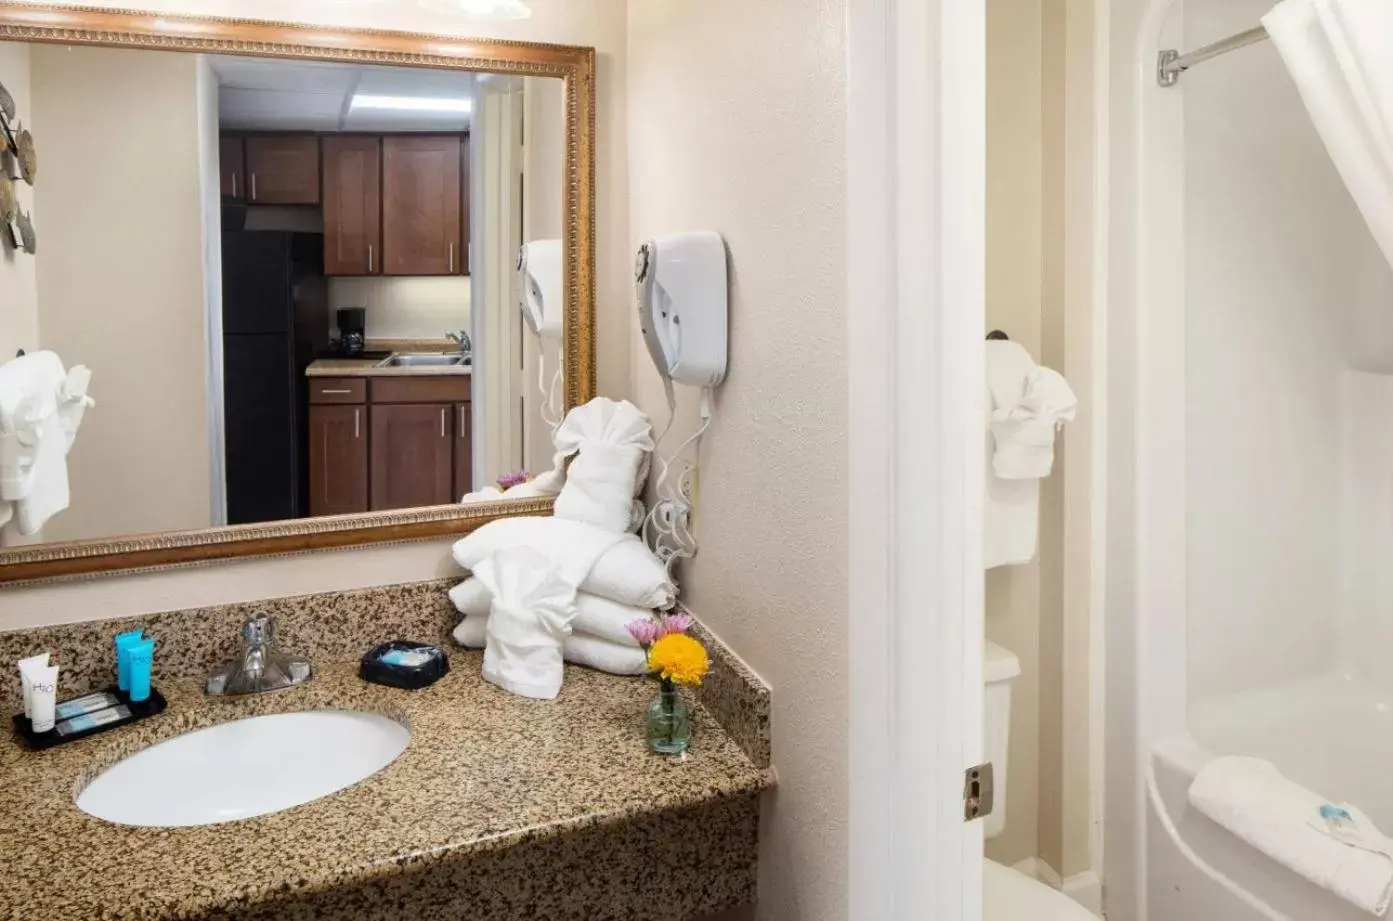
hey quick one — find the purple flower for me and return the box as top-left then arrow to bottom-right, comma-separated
497,470 -> 532,489
661,612 -> 695,637
626,617 -> 662,647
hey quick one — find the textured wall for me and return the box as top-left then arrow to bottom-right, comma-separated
32,45 -> 213,543
0,43 -> 36,373
0,0 -> 629,630
626,1 -> 848,919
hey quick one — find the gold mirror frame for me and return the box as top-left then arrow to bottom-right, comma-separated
0,4 -> 595,585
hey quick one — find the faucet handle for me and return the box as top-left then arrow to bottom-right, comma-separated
242,617 -> 275,646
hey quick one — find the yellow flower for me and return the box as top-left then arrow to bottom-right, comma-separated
647,633 -> 710,687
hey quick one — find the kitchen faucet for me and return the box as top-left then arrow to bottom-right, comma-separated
446,330 -> 472,358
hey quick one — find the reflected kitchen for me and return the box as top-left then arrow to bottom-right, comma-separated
5,45 -> 563,545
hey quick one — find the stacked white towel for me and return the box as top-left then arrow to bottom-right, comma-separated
0,351 -> 94,537
1190,756 -> 1393,916
984,340 -> 1076,569
451,517 -> 673,677
474,547 -> 578,700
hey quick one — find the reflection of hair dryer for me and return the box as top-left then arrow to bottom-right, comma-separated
518,240 -> 563,341
635,231 -> 728,394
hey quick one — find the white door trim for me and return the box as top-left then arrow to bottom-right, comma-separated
846,0 -> 986,917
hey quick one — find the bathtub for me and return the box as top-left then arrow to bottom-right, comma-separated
1147,674 -> 1393,921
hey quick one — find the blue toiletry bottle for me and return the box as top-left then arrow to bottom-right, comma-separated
126,638 -> 155,703
114,630 -> 143,692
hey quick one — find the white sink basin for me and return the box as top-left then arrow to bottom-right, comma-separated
76,709 -> 410,828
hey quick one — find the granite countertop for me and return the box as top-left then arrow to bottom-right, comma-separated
0,659 -> 772,920
306,356 -> 473,378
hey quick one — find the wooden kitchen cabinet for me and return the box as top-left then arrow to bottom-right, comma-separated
322,136 -> 382,276
308,404 -> 368,516
219,136 -> 245,200
245,135 -> 321,205
453,402 -> 473,499
382,136 -> 463,276
369,403 -> 456,510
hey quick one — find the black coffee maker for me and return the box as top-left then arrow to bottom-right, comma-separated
336,307 -> 366,357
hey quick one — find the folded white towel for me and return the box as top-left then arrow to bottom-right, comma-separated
553,399 -> 654,534
992,367 -> 1077,479
474,547 -> 578,700
453,516 -> 676,609
1189,756 -> 1393,916
0,351 -> 66,502
453,614 -> 650,677
450,577 -> 649,646
15,413 -> 69,536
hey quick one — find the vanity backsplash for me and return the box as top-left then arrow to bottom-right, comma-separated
0,579 -> 456,715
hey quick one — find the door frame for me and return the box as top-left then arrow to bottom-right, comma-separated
847,0 -> 986,918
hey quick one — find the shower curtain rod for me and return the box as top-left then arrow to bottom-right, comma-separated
1157,25 -> 1270,87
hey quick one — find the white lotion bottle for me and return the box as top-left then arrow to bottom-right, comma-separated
17,653 -> 50,719
28,663 -> 59,733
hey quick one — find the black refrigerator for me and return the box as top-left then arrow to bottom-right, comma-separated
221,231 -> 329,525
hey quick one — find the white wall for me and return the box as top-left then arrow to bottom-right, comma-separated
32,44 -> 213,543
1180,0 -> 1393,705
627,2 -> 847,920
0,43 -> 36,367
328,276 -> 470,340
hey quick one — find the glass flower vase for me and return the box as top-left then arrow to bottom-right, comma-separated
645,681 -> 692,755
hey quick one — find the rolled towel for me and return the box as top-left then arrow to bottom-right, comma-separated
475,547 -> 578,700
453,516 -> 676,610
453,614 -> 650,677
450,577 -> 649,647
553,398 -> 654,533
1189,755 -> 1393,916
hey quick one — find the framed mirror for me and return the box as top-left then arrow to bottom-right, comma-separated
0,4 -> 596,584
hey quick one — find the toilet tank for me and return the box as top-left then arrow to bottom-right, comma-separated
984,640 -> 1022,841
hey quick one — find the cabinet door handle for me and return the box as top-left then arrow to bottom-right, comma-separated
250,173 -> 257,201
368,244 -> 374,274
320,388 -> 352,395
231,173 -> 237,198
354,409 -> 361,439
448,242 -> 455,274
459,406 -> 466,438
440,408 -> 447,439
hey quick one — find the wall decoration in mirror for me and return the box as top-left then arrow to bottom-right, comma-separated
0,5 -> 596,583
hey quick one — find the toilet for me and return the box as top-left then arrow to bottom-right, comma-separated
983,641 -> 1097,920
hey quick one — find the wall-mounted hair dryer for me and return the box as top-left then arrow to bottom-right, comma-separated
518,239 -> 564,341
635,230 -> 728,398
634,231 -> 729,585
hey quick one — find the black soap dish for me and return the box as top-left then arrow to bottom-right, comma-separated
12,685 -> 167,750
360,641 -> 449,690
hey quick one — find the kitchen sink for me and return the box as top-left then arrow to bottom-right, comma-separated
380,353 -> 464,367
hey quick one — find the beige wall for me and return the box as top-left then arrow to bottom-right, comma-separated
985,0 -> 1097,887
627,2 -> 847,920
0,43 -> 36,367
0,0 -> 629,626
32,45 -> 212,543
328,276 -> 471,340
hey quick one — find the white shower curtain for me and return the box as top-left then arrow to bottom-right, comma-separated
1264,0 -> 1393,270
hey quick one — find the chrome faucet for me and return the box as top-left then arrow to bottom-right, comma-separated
446,329 -> 472,359
206,617 -> 312,696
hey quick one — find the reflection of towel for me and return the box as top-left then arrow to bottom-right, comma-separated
475,547 -> 578,700
450,577 -> 649,646
454,614 -> 649,676
0,352 -> 88,536
1190,756 -> 1393,916
453,517 -> 676,609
